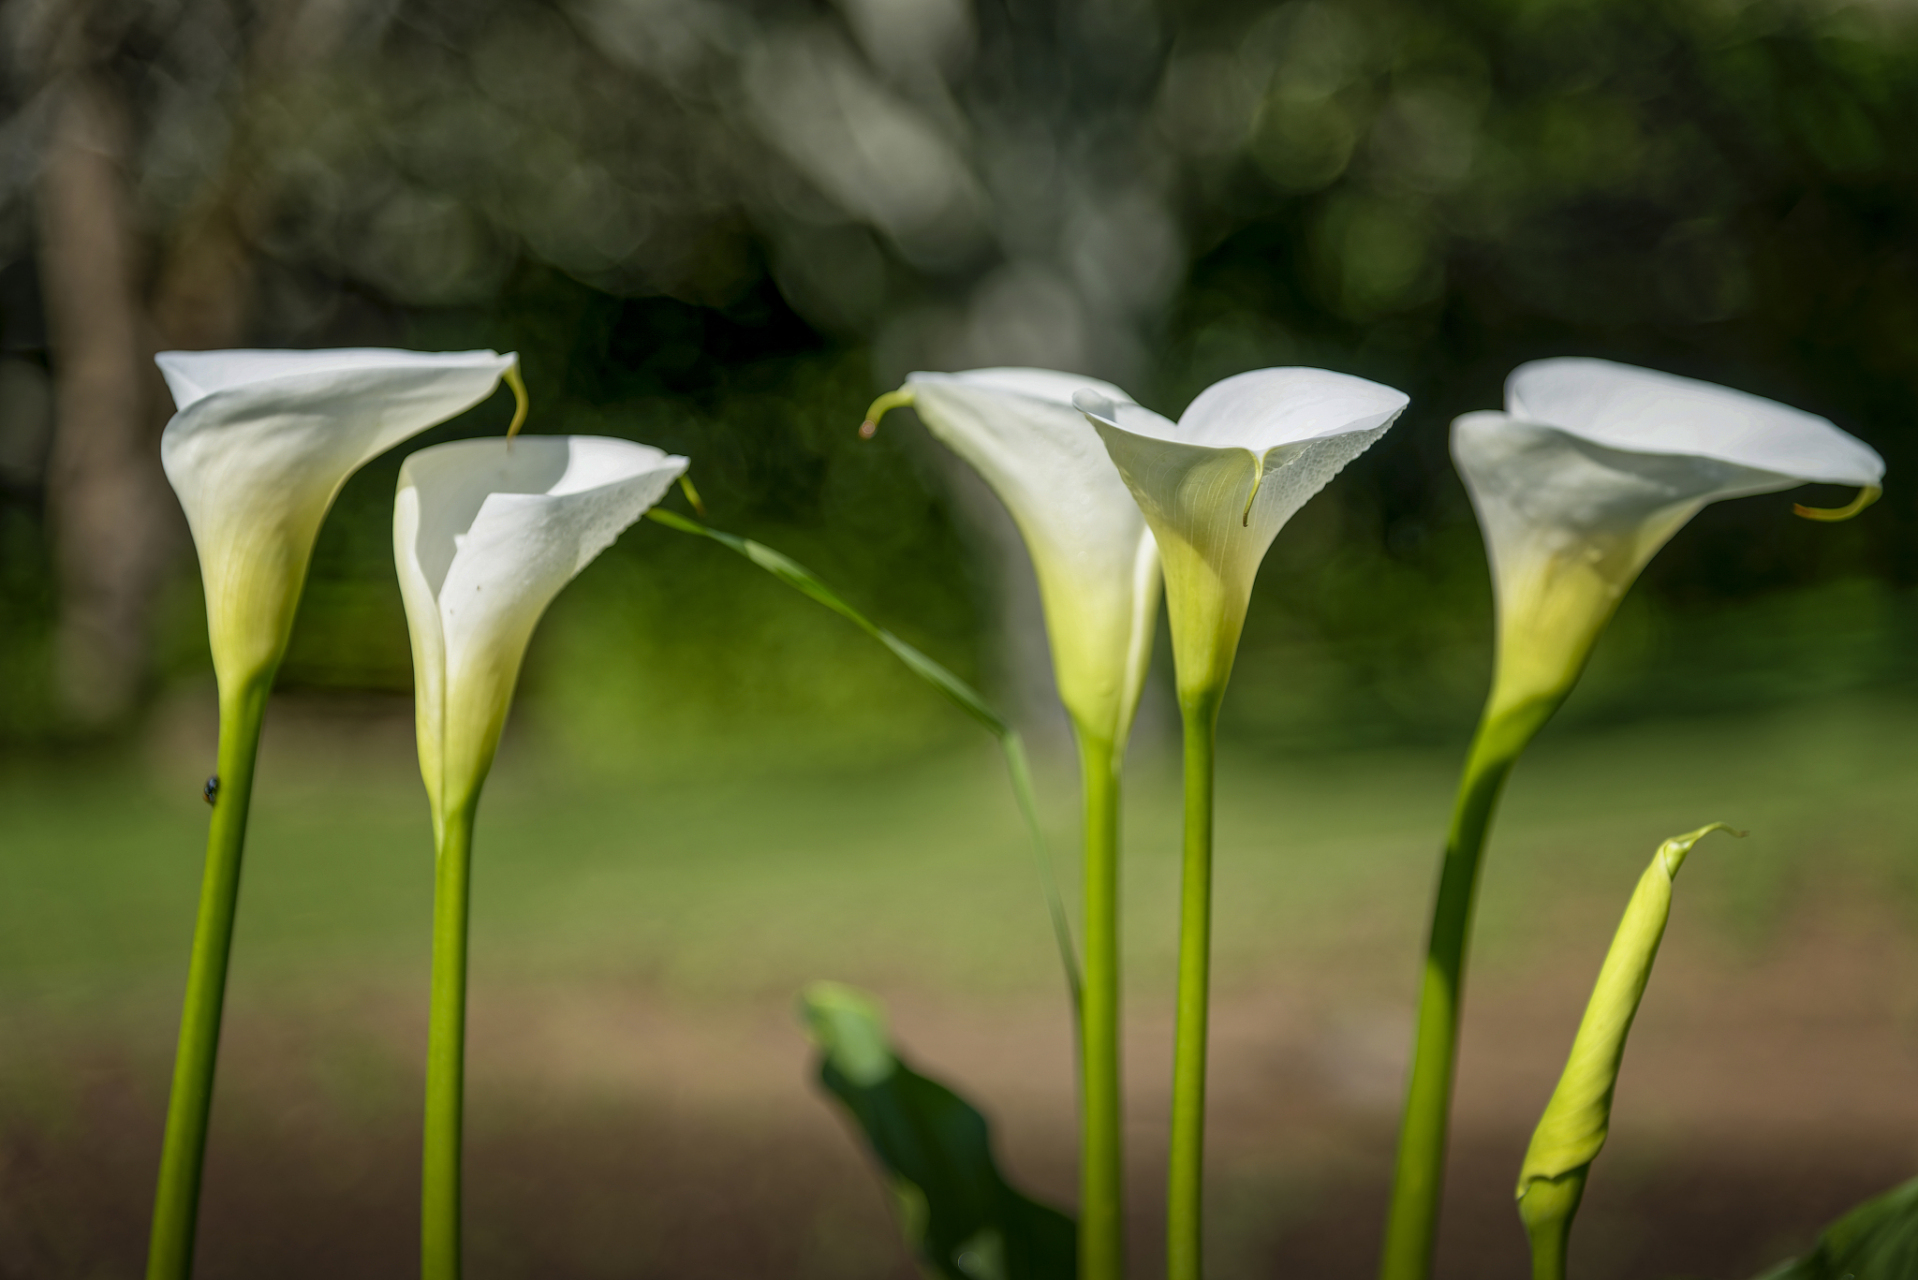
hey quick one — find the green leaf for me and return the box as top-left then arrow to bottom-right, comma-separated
800,983 -> 1077,1280
1757,1177 -> 1918,1280
646,507 -> 1081,1011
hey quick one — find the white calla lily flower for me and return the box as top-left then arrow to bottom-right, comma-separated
866,367 -> 1161,1280
159,347 -> 521,691
892,369 -> 1162,747
149,347 -> 521,1280
1456,357 -> 1885,722
397,433 -> 686,1280
1077,368 -> 1408,701
1382,358 -> 1885,1280
395,435 -> 688,821
1079,366 -> 1407,1280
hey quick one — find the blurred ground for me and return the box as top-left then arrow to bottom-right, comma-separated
2,689 -> 1916,1279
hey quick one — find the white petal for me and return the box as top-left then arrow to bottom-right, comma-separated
1454,412 -> 1791,668
1078,368 -> 1405,698
932,367 -> 1135,406
159,347 -> 516,688
1454,411 -> 1797,556
906,369 -> 1161,744
157,348 -> 510,412
1506,357 -> 1883,487
1460,360 -> 1885,715
396,435 -> 687,814
1170,367 -> 1408,450
1454,411 -> 1782,715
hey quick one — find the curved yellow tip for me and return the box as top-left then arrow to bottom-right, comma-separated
859,388 -> 916,440
503,363 -> 530,440
1794,485 -> 1880,522
1241,453 -> 1266,528
677,473 -> 707,517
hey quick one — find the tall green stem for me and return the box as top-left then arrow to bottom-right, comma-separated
1379,699 -> 1555,1280
148,676 -> 272,1280
423,797 -> 479,1280
1167,694 -> 1220,1280
1077,731 -> 1124,1280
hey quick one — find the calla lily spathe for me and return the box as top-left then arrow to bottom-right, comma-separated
147,346 -> 520,1280
160,348 -> 520,692
1079,366 -> 1407,1280
395,435 -> 687,823
869,367 -> 1163,1280
1381,358 -> 1885,1280
894,369 -> 1162,746
397,434 -> 685,1280
1456,357 -> 1886,723
1077,368 -> 1408,701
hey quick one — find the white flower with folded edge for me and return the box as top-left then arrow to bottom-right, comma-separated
865,367 -> 1167,1280
1456,357 -> 1886,724
880,369 -> 1162,747
1078,366 -> 1410,1280
1076,368 -> 1409,701
149,348 -> 522,1280
394,435 -> 688,824
159,347 -> 522,693
1380,363 -> 1883,1280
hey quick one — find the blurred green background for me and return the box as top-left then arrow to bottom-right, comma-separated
4,0 -> 1918,1276
5,0 -> 1917,755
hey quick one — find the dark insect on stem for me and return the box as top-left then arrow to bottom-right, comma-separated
203,776 -> 219,806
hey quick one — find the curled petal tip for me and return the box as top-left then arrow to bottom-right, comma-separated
1658,821 -> 1744,876
1793,485 -> 1880,522
860,388 -> 916,439
503,363 -> 529,441
1073,389 -> 1117,419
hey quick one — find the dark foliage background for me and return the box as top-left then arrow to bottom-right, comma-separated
5,6 -> 1918,1279
2,0 -> 1915,756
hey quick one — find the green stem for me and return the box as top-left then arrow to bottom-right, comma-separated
423,797 -> 479,1280
1077,731 -> 1124,1280
1167,694 -> 1220,1280
1519,1173 -> 1583,1280
1379,701 -> 1553,1280
147,677 -> 272,1280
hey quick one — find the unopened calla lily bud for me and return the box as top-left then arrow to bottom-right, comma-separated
1516,822 -> 1742,1280
159,348 -> 521,693
395,435 -> 687,824
1077,368 -> 1407,702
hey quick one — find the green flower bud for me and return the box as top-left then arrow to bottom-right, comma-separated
1516,822 -> 1742,1280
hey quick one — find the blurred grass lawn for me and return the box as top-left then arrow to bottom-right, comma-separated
5,684 -> 1916,1010
4,688 -> 1918,1279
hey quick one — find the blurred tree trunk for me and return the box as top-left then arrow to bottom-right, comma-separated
36,61 -> 177,727
34,7 -> 266,728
